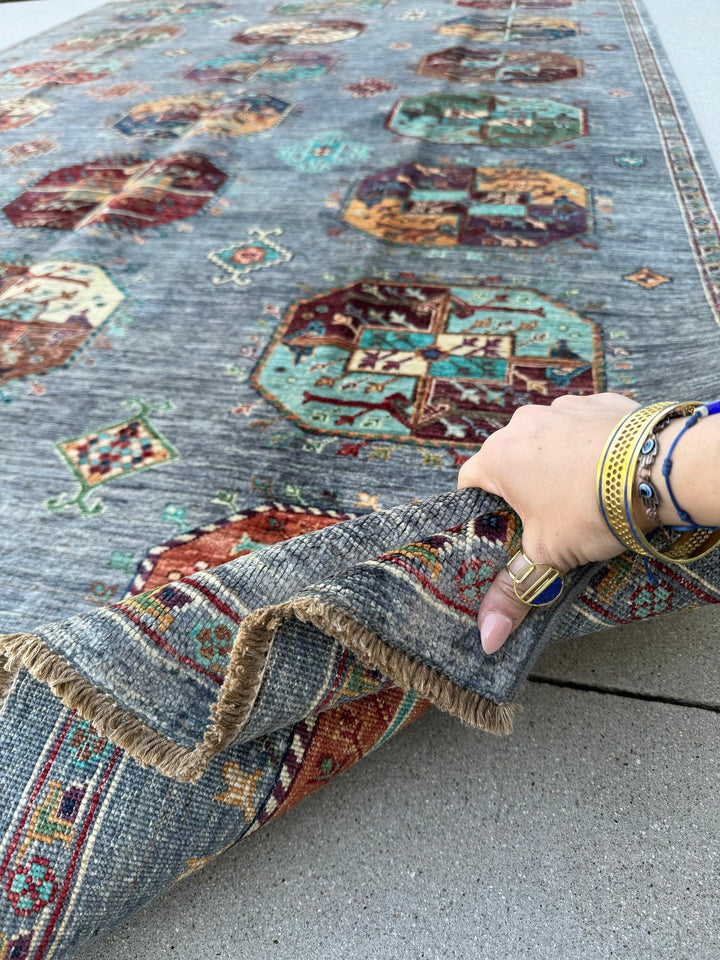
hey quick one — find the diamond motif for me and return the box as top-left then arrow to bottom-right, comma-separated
623,267 -> 671,289
208,226 -> 292,288
47,398 -> 177,515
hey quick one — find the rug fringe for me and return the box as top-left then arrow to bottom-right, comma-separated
1,601 -> 514,785
174,606 -> 289,782
0,650 -> 15,704
291,597 -> 515,735
174,597 -> 514,782
0,632 -> 196,780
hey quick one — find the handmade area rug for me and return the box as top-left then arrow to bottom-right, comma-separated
1,0 -> 720,956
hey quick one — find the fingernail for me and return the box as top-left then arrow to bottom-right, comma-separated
479,612 -> 513,655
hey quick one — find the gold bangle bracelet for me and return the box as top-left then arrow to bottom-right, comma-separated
596,401 -> 720,563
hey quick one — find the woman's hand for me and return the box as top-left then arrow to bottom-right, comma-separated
457,392 -> 641,654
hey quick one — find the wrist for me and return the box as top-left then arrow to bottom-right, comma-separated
597,399 -> 720,564
649,415 -> 720,529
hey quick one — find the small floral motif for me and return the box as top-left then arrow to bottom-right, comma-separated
250,475 -> 273,495
422,450 -> 444,467
84,581 -> 118,606
173,839 -> 236,884
213,760 -> 263,822
161,503 -> 188,528
277,131 -> 370,172
208,227 -> 292,288
2,135 -> 58,166
69,718 -> 113,770
231,531 -> 266,554
367,445 -> 391,461
455,558 -> 496,604
355,491 -> 380,510
46,398 -> 178,516
6,858 -> 58,916
107,549 -> 137,576
614,154 -> 645,168
343,76 -> 396,98
190,620 -> 234,668
318,755 -> 341,780
630,581 -> 673,618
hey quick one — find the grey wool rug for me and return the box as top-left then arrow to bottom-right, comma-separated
0,0 -> 719,957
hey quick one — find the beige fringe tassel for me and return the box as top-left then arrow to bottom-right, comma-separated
0,599 -> 513,784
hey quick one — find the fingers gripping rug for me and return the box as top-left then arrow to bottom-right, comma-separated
1,0 -> 720,955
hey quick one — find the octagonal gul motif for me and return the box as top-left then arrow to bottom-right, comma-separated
439,15 -> 579,42
416,47 -> 583,85
113,93 -> 293,140
0,259 -> 127,384
185,52 -> 334,84
452,0 -> 575,8
52,24 -> 182,55
0,96 -> 53,132
342,162 -> 589,249
113,1 -> 226,22
114,3 -> 176,21
0,59 -> 124,91
274,0 -> 387,13
250,280 -> 604,447
3,153 -> 226,230
232,19 -> 365,45
176,0 -> 227,13
112,1 -> 224,22
386,93 -> 585,146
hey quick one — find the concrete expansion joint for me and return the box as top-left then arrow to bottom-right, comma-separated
527,674 -> 720,713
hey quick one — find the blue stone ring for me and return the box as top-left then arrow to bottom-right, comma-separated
506,549 -> 564,607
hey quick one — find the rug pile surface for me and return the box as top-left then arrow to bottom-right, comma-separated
1,0 -> 720,956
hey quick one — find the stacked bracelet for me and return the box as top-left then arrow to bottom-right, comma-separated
635,413 -> 673,538
596,401 -> 720,564
661,400 -> 720,532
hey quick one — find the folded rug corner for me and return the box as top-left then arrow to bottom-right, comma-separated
1,488 -> 524,784
3,485 -> 718,789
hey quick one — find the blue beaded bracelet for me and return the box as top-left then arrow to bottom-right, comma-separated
661,399 -> 720,532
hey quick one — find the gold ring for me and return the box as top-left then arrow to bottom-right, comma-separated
506,549 -> 564,607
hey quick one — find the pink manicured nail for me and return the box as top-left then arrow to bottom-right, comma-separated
479,612 -> 513,655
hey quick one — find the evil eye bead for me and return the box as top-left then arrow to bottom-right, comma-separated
638,480 -> 657,502
640,436 -> 657,456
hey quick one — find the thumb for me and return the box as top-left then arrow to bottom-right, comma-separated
477,550 -> 564,655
